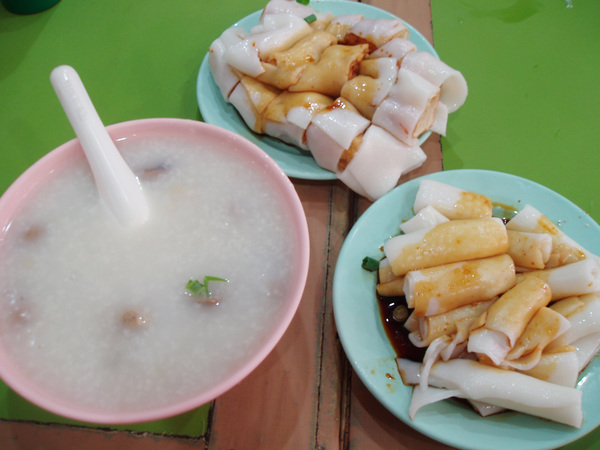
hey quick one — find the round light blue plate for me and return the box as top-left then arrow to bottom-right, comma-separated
333,169 -> 600,450
196,0 -> 438,180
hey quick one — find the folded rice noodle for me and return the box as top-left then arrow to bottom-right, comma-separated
507,230 -> 552,271
404,254 -> 515,316
305,98 -> 370,172
399,205 -> 449,234
519,346 -> 579,387
372,69 -> 440,147
343,18 -> 409,51
258,31 -> 337,89
325,14 -> 364,42
340,57 -> 399,120
501,307 -> 571,371
228,76 -> 281,133
413,179 -> 493,220
288,44 -> 370,97
262,91 -> 333,149
401,51 -> 468,113
409,298 -> 495,347
224,14 -> 312,77
506,204 -> 596,267
208,26 -> 248,99
384,218 -> 508,276
516,259 -> 600,300
368,37 -> 416,63
548,293 -> 600,349
468,276 -> 551,365
398,358 -> 583,428
335,166 -> 370,199
338,125 -> 425,201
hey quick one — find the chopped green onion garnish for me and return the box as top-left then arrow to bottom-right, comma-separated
296,0 -> 310,5
362,256 -> 380,272
304,13 -> 317,24
186,275 -> 228,297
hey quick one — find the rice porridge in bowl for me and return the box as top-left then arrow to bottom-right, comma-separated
0,118 -> 310,424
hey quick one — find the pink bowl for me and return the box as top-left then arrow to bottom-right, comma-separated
0,118 -> 310,424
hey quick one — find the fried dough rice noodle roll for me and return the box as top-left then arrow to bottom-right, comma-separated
340,57 -> 399,120
338,125 -> 425,201
506,230 -> 552,271
257,31 -> 337,90
468,276 -> 551,365
384,218 -> 508,276
262,91 -> 333,149
372,68 -> 440,147
401,51 -> 468,113
288,44 -> 369,97
398,358 -> 583,428
325,14 -> 363,42
404,254 -> 515,316
208,26 -> 247,99
413,179 -> 492,220
368,37 -> 416,63
228,76 -> 281,133
305,98 -> 369,172
343,18 -> 409,51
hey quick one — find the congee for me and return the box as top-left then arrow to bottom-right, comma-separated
0,131 -> 300,413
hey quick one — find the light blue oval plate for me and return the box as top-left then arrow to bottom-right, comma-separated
196,0 -> 438,180
333,169 -> 600,450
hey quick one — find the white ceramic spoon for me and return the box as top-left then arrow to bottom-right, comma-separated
50,65 -> 149,227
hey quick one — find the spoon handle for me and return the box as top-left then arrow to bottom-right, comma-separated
50,65 -> 149,227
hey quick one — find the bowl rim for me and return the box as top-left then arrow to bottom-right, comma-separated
0,118 -> 310,424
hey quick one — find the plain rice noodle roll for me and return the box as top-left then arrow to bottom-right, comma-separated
223,13 -> 312,77
262,91 -> 334,149
343,18 -> 409,51
368,37 -> 416,63
228,76 -> 281,133
515,258 -> 600,300
547,293 -> 600,350
404,254 -> 516,316
401,50 -> 468,113
257,31 -> 337,90
336,125 -> 426,202
325,14 -> 364,42
288,44 -> 370,97
208,26 -> 248,99
467,276 -> 552,366
384,217 -> 508,276
372,68 -> 440,147
506,204 -> 598,267
413,179 -> 493,220
305,98 -> 370,172
519,347 -> 580,387
506,230 -> 553,271
399,205 -> 449,234
396,358 -> 583,428
340,57 -> 399,120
